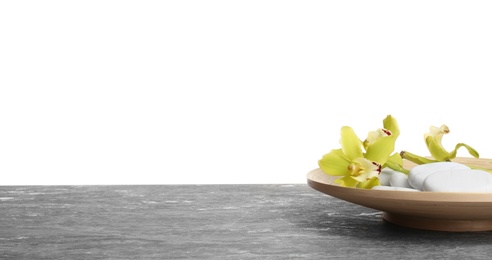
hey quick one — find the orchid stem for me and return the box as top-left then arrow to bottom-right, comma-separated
385,163 -> 410,174
400,150 -> 438,165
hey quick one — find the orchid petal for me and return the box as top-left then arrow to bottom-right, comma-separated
340,126 -> 363,160
364,135 -> 396,164
350,174 -> 369,183
449,143 -> 480,159
387,152 -> 403,166
318,149 -> 350,176
425,135 -> 450,161
350,158 -> 379,182
384,152 -> 409,174
358,177 -> 380,189
383,115 -> 400,138
364,128 -> 391,151
334,176 -> 359,188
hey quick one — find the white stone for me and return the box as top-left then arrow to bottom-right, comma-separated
389,171 -> 412,188
408,162 -> 470,190
422,169 -> 492,192
372,186 -> 421,192
379,168 -> 397,186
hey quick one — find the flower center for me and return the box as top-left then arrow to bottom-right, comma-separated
347,159 -> 381,179
372,161 -> 382,175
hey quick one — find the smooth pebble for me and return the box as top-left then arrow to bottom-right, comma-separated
379,168 -> 397,186
408,162 -> 470,190
422,169 -> 492,192
372,186 -> 421,192
389,171 -> 412,188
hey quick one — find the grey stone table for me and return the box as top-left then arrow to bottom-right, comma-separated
1,184 -> 492,259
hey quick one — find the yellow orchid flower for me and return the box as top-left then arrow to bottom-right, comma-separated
401,124 -> 479,166
364,115 -> 400,149
424,125 -> 450,161
318,115 -> 399,189
425,124 -> 479,161
364,115 -> 399,165
316,115 -> 484,189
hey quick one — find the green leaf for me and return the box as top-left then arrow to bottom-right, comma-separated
340,126 -> 363,160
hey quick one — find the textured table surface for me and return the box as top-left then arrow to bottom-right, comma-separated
1,184 -> 492,259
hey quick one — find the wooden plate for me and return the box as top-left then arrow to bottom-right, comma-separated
307,157 -> 492,232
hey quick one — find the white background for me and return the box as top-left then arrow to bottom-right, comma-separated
1,1 -> 491,185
